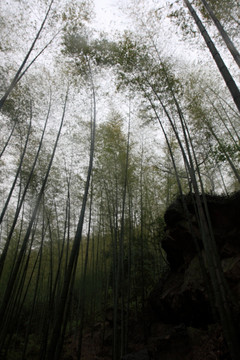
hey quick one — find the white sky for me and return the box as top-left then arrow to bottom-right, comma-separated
93,0 -> 128,31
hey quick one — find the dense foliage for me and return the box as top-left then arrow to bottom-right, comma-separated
0,0 -> 239,359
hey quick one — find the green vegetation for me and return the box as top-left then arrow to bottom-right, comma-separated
0,0 -> 239,359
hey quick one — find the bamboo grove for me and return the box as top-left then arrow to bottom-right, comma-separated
0,0 -> 240,359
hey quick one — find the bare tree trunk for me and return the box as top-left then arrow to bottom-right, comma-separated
46,62 -> 96,360
0,96 -> 51,277
119,104 -> 131,357
0,122 -> 16,158
0,114 -> 32,225
0,0 -> 54,109
0,86 -> 68,340
76,179 -> 93,360
183,0 -> 240,114
200,0 -> 240,69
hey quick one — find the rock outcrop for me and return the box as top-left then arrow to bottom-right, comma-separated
162,191 -> 240,269
118,192 -> 240,359
145,191 -> 240,359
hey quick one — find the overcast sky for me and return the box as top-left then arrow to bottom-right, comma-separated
93,0 -> 128,31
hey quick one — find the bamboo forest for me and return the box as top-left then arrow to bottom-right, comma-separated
0,0 -> 240,359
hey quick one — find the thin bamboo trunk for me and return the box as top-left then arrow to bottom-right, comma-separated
0,86 -> 68,338
0,122 -> 16,158
0,0 -> 54,109
0,97 -> 51,277
200,0 -> 240,69
46,64 -> 96,359
0,115 -> 32,225
183,0 -> 240,114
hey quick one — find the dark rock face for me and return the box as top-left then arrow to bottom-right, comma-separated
121,349 -> 150,360
145,191 -> 240,359
148,265 -> 212,327
162,191 -> 240,270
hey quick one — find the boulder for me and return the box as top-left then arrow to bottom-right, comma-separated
163,191 -> 240,270
146,191 -> 240,358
